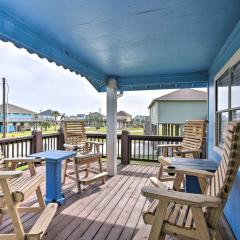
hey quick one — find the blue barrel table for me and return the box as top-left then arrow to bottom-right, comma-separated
30,150 -> 76,205
161,157 -> 218,193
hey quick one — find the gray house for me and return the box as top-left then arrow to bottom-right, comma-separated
148,89 -> 207,135
38,109 -> 58,121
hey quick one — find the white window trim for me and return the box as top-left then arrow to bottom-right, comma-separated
214,48 -> 240,154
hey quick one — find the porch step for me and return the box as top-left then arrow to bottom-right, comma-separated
26,203 -> 58,240
80,172 -> 108,185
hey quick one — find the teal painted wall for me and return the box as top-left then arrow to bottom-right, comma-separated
157,101 -> 207,123
0,113 -> 32,119
208,18 -> 240,239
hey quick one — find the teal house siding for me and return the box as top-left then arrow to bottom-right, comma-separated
208,19 -> 240,239
0,103 -> 35,133
150,104 -> 159,125
158,101 -> 207,124
149,89 -> 208,125
0,113 -> 32,120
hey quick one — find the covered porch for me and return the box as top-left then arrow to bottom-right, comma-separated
0,0 -> 240,239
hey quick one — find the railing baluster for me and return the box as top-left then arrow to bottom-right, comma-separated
138,139 -> 141,160
147,140 -> 150,161
17,141 -> 19,157
152,140 -> 155,161
133,140 -> 136,160
11,142 -> 14,158
6,143 -> 9,158
117,138 -> 120,158
21,140 -> 24,157
143,140 -> 145,160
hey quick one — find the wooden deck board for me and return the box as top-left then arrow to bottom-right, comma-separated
0,162 -> 233,240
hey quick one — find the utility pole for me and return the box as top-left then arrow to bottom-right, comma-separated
2,78 -> 6,138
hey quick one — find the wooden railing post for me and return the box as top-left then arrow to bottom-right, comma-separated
58,128 -> 65,150
121,130 -> 130,165
32,130 -> 43,153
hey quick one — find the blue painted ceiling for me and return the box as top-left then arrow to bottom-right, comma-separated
0,1 -> 240,91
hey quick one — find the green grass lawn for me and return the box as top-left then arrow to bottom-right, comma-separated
85,126 -> 143,135
0,125 -> 58,138
0,125 -> 144,139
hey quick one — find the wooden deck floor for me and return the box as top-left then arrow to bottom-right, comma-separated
0,163 -> 234,240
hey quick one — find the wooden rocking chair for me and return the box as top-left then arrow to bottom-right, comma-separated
0,154 -> 58,240
62,121 -> 108,192
139,121 -> 240,240
156,120 -> 208,183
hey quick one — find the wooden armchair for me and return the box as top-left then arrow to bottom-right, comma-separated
0,155 -> 57,240
157,120 -> 208,182
140,121 -> 240,240
62,121 -> 107,192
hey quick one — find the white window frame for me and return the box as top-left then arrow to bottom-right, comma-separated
214,48 -> 240,153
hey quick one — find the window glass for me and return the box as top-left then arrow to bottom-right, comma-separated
232,109 -> 240,121
218,112 -> 228,147
232,63 -> 240,108
217,73 -> 229,111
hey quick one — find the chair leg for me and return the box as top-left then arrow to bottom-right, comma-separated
98,159 -> 105,184
85,163 -> 90,178
173,173 -> 184,191
149,200 -> 168,240
62,159 -> 68,184
158,233 -> 166,240
73,158 -> 81,193
215,228 -> 223,240
36,187 -> 46,208
0,199 -> 6,223
0,179 -> 25,240
158,164 -> 163,180
28,162 -> 46,208
191,207 -> 211,240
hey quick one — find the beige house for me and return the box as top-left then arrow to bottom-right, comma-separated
117,111 -> 132,129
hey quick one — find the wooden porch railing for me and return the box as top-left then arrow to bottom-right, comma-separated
0,135 -> 33,158
0,130 -> 184,164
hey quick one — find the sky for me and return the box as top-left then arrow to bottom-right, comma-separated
0,40 -> 205,116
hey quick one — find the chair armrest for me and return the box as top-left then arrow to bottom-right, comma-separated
0,170 -> 23,179
3,157 -> 44,164
141,186 -> 222,208
174,149 -> 202,155
63,144 -> 80,150
163,166 -> 215,178
87,141 -> 104,146
158,144 -> 181,148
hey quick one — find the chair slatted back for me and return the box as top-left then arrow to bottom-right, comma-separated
206,121 -> 240,206
63,121 -> 91,154
181,120 -> 208,151
0,150 -> 5,170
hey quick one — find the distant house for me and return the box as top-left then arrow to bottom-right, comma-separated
133,115 -> 147,125
0,103 -> 35,132
86,112 -> 106,127
76,114 -> 86,120
38,109 -> 59,121
117,111 -> 132,129
148,89 -> 208,135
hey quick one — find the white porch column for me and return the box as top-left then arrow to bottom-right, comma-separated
106,78 -> 117,176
